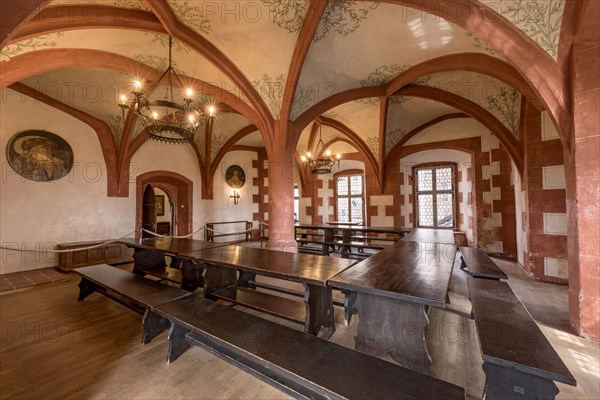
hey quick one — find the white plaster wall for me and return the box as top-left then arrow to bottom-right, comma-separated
0,89 -> 133,274
198,150 -> 258,238
129,139 -> 203,238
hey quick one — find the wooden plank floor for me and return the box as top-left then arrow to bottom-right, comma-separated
0,258 -> 598,400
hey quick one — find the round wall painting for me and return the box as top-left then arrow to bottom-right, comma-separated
6,130 -> 74,182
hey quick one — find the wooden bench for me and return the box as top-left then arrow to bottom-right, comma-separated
333,240 -> 391,259
75,264 -> 192,344
57,240 -> 132,271
467,277 -> 576,399
460,246 -> 508,280
296,238 -> 331,256
150,295 -> 465,400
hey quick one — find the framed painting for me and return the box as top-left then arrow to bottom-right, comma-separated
6,130 -> 74,182
155,195 -> 165,216
225,165 -> 245,189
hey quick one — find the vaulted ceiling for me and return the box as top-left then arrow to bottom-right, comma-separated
1,0 -> 571,196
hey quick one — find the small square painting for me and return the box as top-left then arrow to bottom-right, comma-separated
155,195 -> 165,216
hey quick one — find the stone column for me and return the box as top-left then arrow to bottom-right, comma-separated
567,5 -> 600,340
266,131 -> 297,252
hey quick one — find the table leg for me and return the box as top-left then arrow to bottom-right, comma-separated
353,292 -> 432,374
304,283 -> 335,336
238,271 -> 257,288
204,263 -> 238,299
180,259 -> 205,292
131,247 -> 165,275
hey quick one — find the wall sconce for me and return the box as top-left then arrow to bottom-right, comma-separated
230,190 -> 240,205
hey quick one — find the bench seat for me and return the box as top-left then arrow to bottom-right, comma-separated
210,285 -> 305,324
333,240 -> 391,259
152,295 -> 465,400
460,247 -> 508,280
296,238 -> 331,255
75,264 -> 192,343
350,235 -> 398,242
468,277 -> 575,399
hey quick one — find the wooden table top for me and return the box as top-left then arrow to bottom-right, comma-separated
120,237 -> 228,255
401,228 -> 456,245
329,241 -> 457,306
182,245 -> 357,287
296,224 -> 410,234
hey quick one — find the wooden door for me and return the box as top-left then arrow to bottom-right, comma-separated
142,185 -> 156,238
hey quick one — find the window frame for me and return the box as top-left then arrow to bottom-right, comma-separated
412,163 -> 458,229
334,170 -> 365,224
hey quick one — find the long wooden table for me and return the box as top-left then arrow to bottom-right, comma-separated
401,227 -> 456,244
120,238 -> 230,291
180,245 -> 356,335
329,239 -> 457,374
295,224 -> 410,256
120,238 -> 356,336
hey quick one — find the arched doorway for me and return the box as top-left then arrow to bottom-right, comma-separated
136,171 -> 193,238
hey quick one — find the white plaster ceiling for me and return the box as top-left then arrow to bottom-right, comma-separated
477,0 -> 565,59
1,0 -> 550,169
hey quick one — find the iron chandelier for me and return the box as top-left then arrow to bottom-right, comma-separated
118,36 -> 214,144
300,123 -> 341,174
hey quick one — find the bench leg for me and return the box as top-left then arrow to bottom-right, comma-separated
482,362 -> 559,400
180,259 -> 204,292
460,257 -> 469,273
354,292 -> 432,374
142,309 -> 170,344
238,271 -> 257,289
167,323 -> 190,363
304,284 -> 335,336
77,278 -> 96,301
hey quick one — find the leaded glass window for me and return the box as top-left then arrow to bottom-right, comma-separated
336,174 -> 364,224
294,185 -> 300,222
415,166 -> 455,228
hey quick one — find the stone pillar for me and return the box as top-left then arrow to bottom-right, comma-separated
567,4 -> 600,340
266,134 -> 297,252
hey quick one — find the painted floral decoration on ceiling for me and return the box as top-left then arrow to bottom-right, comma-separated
486,88 -> 520,137
365,136 -> 379,158
385,127 -> 407,156
465,32 -> 500,57
107,114 -> 124,147
0,33 -> 64,59
253,73 -> 287,118
112,0 -> 150,11
313,0 -> 379,42
166,0 -> 212,34
263,0 -> 308,33
358,64 -> 432,106
211,132 -> 228,162
485,0 -> 564,59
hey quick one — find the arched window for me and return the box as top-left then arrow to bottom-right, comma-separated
414,165 -> 456,229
